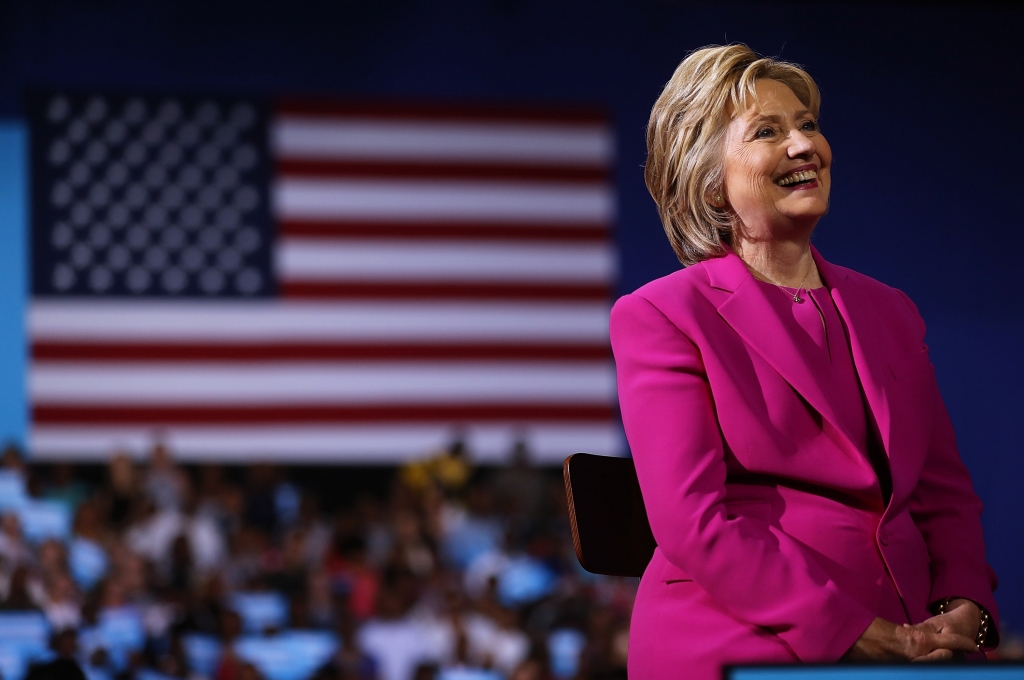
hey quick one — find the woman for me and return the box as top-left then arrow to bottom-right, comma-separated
611,44 -> 999,678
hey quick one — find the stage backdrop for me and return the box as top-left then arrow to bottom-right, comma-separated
0,0 -> 1021,630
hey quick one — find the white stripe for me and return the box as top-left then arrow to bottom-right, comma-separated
274,178 -> 615,224
30,362 -> 616,405
29,424 -> 625,463
272,117 -> 613,166
30,300 -> 610,342
277,239 -> 616,284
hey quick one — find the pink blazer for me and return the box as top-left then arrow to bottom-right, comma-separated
611,246 -> 998,676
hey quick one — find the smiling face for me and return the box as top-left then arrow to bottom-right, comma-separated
720,78 -> 832,240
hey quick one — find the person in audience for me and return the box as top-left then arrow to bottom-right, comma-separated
43,463 -> 91,514
242,464 -> 281,533
42,570 -> 82,630
0,442 -> 29,480
237,662 -> 266,680
358,578 -> 442,680
313,612 -> 378,680
106,452 -> 138,529
144,440 -> 189,511
0,513 -> 32,565
297,492 -> 334,569
27,649 -> 87,680
2,563 -> 41,609
214,609 -> 245,680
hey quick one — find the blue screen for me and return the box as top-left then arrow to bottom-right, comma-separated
728,666 -> 1024,680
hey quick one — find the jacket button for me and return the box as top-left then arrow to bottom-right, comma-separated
879,530 -> 889,546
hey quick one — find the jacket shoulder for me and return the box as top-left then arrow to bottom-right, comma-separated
832,264 -> 919,311
831,263 -> 894,294
829,262 -> 926,338
622,263 -> 712,309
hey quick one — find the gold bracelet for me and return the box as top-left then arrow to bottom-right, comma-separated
936,597 -> 991,649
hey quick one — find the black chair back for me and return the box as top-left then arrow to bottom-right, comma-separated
563,453 -> 656,577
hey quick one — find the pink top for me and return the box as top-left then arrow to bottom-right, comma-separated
756,279 -> 905,622
755,281 -> 867,455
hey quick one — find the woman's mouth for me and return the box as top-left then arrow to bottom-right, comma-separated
775,169 -> 818,187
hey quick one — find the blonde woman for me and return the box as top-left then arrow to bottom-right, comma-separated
612,44 -> 998,678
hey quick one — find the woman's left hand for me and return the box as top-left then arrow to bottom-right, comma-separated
906,599 -> 981,660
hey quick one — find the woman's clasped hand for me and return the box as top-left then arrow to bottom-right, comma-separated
846,598 -> 983,661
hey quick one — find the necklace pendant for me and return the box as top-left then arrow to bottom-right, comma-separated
793,294 -> 802,303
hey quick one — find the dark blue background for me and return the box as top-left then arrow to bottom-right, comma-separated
1,0 -> 1021,634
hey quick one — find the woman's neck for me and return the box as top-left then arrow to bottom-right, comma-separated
732,236 -> 822,289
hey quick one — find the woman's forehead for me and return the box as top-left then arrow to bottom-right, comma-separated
733,79 -> 805,119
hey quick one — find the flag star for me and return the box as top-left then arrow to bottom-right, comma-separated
84,97 -> 108,123
47,96 -> 70,123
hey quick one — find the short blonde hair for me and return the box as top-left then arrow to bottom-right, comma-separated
645,44 -> 822,265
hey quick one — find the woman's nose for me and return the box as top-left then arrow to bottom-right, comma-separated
787,129 -> 816,158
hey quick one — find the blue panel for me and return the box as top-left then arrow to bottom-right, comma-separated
728,665 -> 1024,680
0,124 -> 27,451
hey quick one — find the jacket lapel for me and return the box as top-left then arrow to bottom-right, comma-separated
705,250 -> 855,450
813,249 -> 894,459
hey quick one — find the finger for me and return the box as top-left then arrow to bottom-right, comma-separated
910,620 -> 942,634
930,632 -> 978,654
912,649 -> 953,662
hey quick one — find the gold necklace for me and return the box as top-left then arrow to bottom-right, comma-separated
749,264 -> 813,303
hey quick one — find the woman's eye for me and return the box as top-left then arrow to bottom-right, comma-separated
754,126 -> 775,139
801,119 -> 818,131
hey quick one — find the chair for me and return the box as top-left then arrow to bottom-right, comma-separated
563,453 -> 656,578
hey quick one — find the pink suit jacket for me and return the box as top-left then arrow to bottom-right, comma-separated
610,246 -> 998,677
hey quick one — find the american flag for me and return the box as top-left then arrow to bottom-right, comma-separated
27,93 -> 619,463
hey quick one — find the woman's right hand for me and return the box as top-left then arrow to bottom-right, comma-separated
842,617 -> 977,662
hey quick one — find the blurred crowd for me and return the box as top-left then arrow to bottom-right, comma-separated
0,441 -> 634,680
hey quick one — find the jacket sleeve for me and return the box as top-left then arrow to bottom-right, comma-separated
610,292 -> 877,662
897,290 -> 1001,647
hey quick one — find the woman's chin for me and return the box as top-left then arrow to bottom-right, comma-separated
777,198 -> 829,223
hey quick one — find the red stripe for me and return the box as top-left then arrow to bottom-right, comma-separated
33,404 -> 614,425
275,99 -> 607,125
33,342 -> 611,362
278,220 -> 610,242
276,159 -> 608,183
279,281 -> 611,301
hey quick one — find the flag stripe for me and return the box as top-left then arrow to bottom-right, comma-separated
33,404 -> 615,424
31,362 -> 615,404
276,239 -> 615,283
32,342 -> 612,362
276,159 -> 608,183
274,178 -> 614,223
30,301 -> 611,342
276,100 -> 607,124
30,423 -> 624,462
279,281 -> 611,302
278,220 -> 610,242
273,117 -> 612,166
